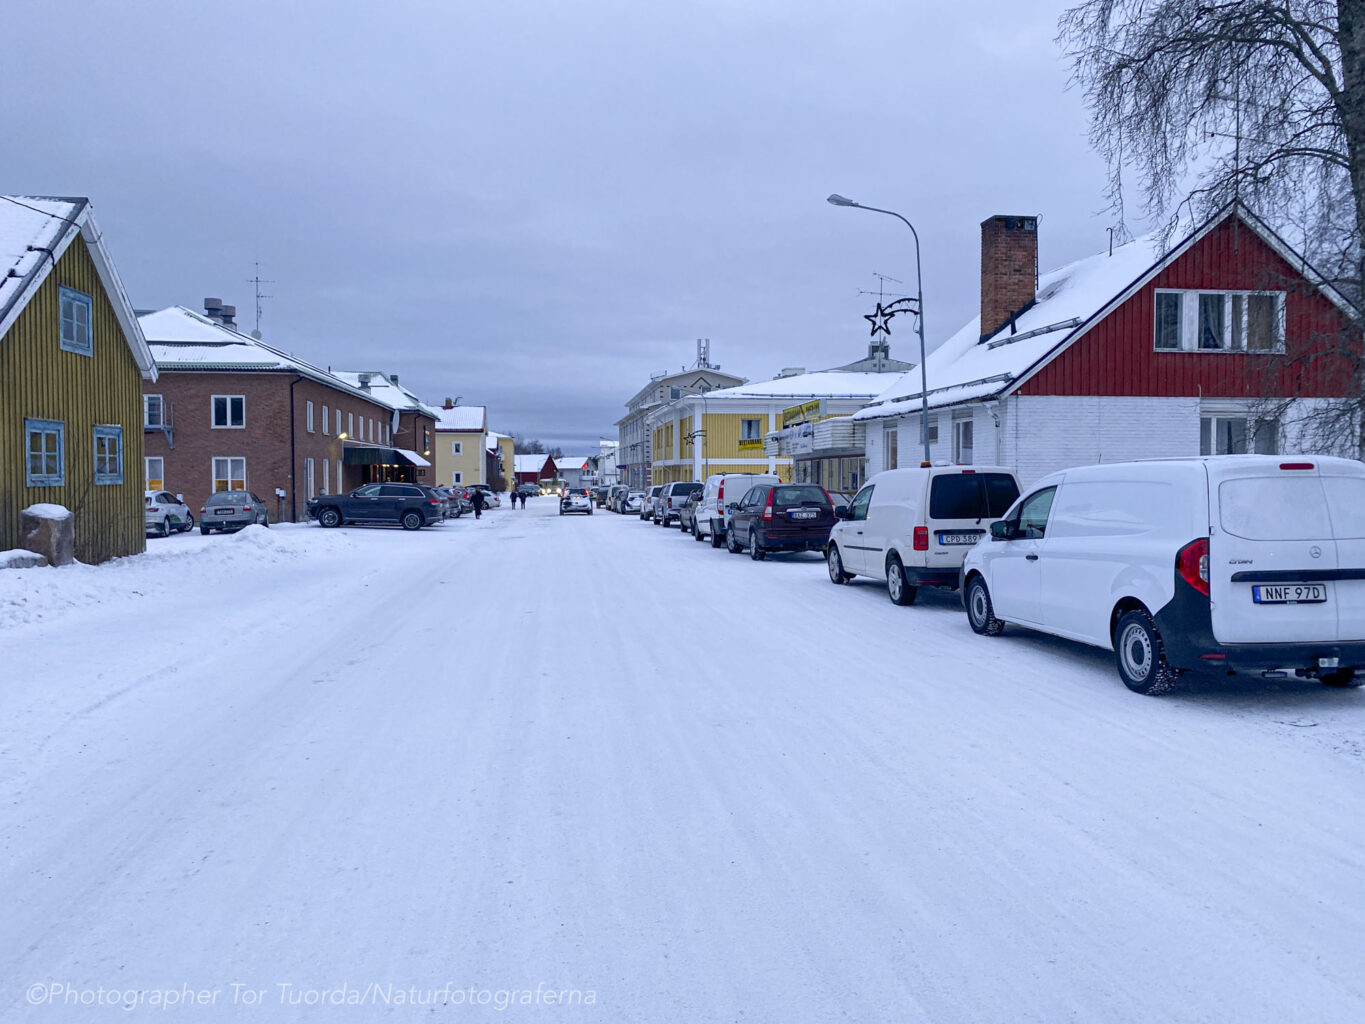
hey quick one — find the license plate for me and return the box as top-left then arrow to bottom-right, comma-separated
790,509 -> 818,520
1253,584 -> 1328,604
216,509 -> 233,516
938,533 -> 980,545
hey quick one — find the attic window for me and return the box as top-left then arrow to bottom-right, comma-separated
59,286 -> 93,355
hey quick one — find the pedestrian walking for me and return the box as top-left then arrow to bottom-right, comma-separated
519,489 -> 528,509
471,486 -> 486,519
510,486 -> 519,509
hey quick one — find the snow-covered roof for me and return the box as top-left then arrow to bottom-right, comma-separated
514,454 -> 551,474
332,371 -> 440,418
853,204 -> 1361,423
140,307 -> 385,404
433,405 -> 487,431
701,370 -> 898,402
0,195 -> 156,379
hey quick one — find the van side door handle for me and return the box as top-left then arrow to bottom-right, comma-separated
1026,553 -> 1039,561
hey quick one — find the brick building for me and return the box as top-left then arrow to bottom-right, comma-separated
854,204 -> 1362,486
139,303 -> 413,523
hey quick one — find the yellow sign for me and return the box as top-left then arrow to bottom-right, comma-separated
781,399 -> 825,429
738,437 -> 765,450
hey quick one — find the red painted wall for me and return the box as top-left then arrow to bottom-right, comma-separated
1018,217 -> 1359,398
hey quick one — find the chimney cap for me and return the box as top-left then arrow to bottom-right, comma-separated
983,215 -> 1038,231
204,296 -> 223,310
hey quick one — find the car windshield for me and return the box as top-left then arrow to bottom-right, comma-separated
773,485 -> 829,508
929,474 -> 1020,520
206,492 -> 249,505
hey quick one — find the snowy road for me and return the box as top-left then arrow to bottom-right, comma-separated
3,499 -> 1363,1022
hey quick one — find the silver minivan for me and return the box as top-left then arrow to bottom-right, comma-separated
827,466 -> 1020,605
962,455 -> 1365,694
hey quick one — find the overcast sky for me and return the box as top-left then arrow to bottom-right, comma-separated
5,0 -> 1121,453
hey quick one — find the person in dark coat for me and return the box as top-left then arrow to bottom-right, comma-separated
518,489 -> 528,509
470,486 -> 486,519
510,486 -> 519,509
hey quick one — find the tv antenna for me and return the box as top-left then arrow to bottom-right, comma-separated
247,261 -> 274,337
857,272 -> 904,305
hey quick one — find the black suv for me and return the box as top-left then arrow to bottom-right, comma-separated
308,483 -> 442,530
725,483 -> 836,559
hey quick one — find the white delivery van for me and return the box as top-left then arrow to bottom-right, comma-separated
694,472 -> 780,546
961,455 -> 1365,694
827,466 -> 1021,605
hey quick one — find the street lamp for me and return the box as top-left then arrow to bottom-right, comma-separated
827,193 -> 932,467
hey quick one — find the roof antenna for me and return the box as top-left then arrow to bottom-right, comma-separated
247,261 -> 273,339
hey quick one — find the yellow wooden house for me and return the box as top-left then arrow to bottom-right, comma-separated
0,196 -> 158,562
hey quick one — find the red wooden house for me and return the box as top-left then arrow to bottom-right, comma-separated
854,204 -> 1361,485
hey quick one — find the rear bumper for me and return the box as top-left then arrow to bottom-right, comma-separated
906,567 -> 961,590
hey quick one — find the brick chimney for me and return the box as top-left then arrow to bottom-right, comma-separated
979,215 -> 1038,341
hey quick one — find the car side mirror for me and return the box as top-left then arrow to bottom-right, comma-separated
726,502 -> 739,512
175,493 -> 184,502
990,521 -> 1015,541
834,505 -> 850,519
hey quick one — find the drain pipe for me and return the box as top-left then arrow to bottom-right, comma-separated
984,400 -> 1002,465
289,375 -> 302,522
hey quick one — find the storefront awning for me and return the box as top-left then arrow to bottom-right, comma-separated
394,448 -> 431,468
343,445 -> 432,467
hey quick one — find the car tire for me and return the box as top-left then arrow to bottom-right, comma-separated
827,545 -> 850,584
1113,608 -> 1178,696
886,555 -> 917,606
1321,669 -> 1362,687
159,517 -> 171,538
200,525 -> 211,536
726,528 -> 742,554
965,575 -> 1005,637
182,514 -> 195,533
258,513 -> 269,527
710,521 -> 723,548
401,510 -> 423,531
318,507 -> 341,528
749,531 -> 765,561
693,521 -> 704,542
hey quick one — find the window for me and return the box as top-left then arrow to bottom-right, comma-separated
322,458 -> 329,494
25,418 -> 65,486
304,458 -> 315,499
1200,414 -> 1280,455
144,395 -> 164,428
93,425 -> 124,485
1155,290 -> 1285,352
452,441 -> 463,456
347,412 -> 354,439
670,386 -> 682,400
849,485 -> 874,521
422,426 -> 432,453
919,413 -> 939,445
884,426 -> 898,471
1016,487 -> 1057,539
740,418 -> 762,441
146,456 -> 164,490
368,418 -> 374,442
336,459 -> 343,493
452,471 -> 463,485
323,405 -> 330,434
58,286 -> 92,355
306,401 -> 315,432
212,395 -> 245,428
952,418 -> 974,465
212,457 -> 246,491
1154,292 -> 1182,350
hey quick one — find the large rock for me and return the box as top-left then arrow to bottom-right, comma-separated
20,503 -> 74,567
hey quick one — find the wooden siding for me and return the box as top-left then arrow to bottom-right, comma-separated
0,237 -> 146,562
1019,218 -> 1360,398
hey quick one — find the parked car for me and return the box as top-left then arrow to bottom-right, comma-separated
560,487 -> 593,515
640,485 -> 663,521
623,490 -> 645,513
678,489 -> 704,536
308,482 -> 442,530
592,486 -> 611,508
145,490 -> 194,536
467,483 -> 501,508
725,483 -> 837,559
200,491 -> 270,534
961,455 -> 1365,695
695,473 -> 780,546
827,466 -> 1021,605
609,484 -> 630,512
654,481 -> 703,526
419,485 -> 452,521
517,483 -> 541,498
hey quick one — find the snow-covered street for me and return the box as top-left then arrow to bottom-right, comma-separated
3,499 -> 1363,1022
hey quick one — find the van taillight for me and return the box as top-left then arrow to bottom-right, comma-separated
1280,462 -> 1314,470
913,526 -> 929,551
717,483 -> 724,504
762,490 -> 774,520
1177,538 -> 1210,596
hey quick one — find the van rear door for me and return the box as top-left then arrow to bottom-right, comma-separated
925,471 -> 1020,572
1210,461 -> 1342,644
1322,468 -> 1365,642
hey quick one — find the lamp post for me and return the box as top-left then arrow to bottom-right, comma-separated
827,193 -> 931,467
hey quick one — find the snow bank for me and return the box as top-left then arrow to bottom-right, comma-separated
0,549 -> 47,570
22,503 -> 71,520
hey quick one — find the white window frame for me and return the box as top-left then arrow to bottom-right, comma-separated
212,456 -> 247,492
452,471 -> 463,485
347,412 -> 354,439
144,394 -> 164,428
1153,289 -> 1286,353
452,440 -> 463,456
323,405 -> 330,435
306,401 -> 315,432
884,426 -> 898,471
304,457 -> 316,499
1199,402 -> 1280,456
952,416 -> 974,465
211,395 -> 246,429
740,418 -> 762,441
322,458 -> 329,494
145,456 -> 165,489
59,286 -> 93,355
918,413 -> 939,445
336,459 -> 343,494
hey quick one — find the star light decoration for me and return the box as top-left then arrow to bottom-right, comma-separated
862,297 -> 920,337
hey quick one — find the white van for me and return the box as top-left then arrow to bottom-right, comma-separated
694,472 -> 780,546
827,466 -> 1021,604
961,455 -> 1365,694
